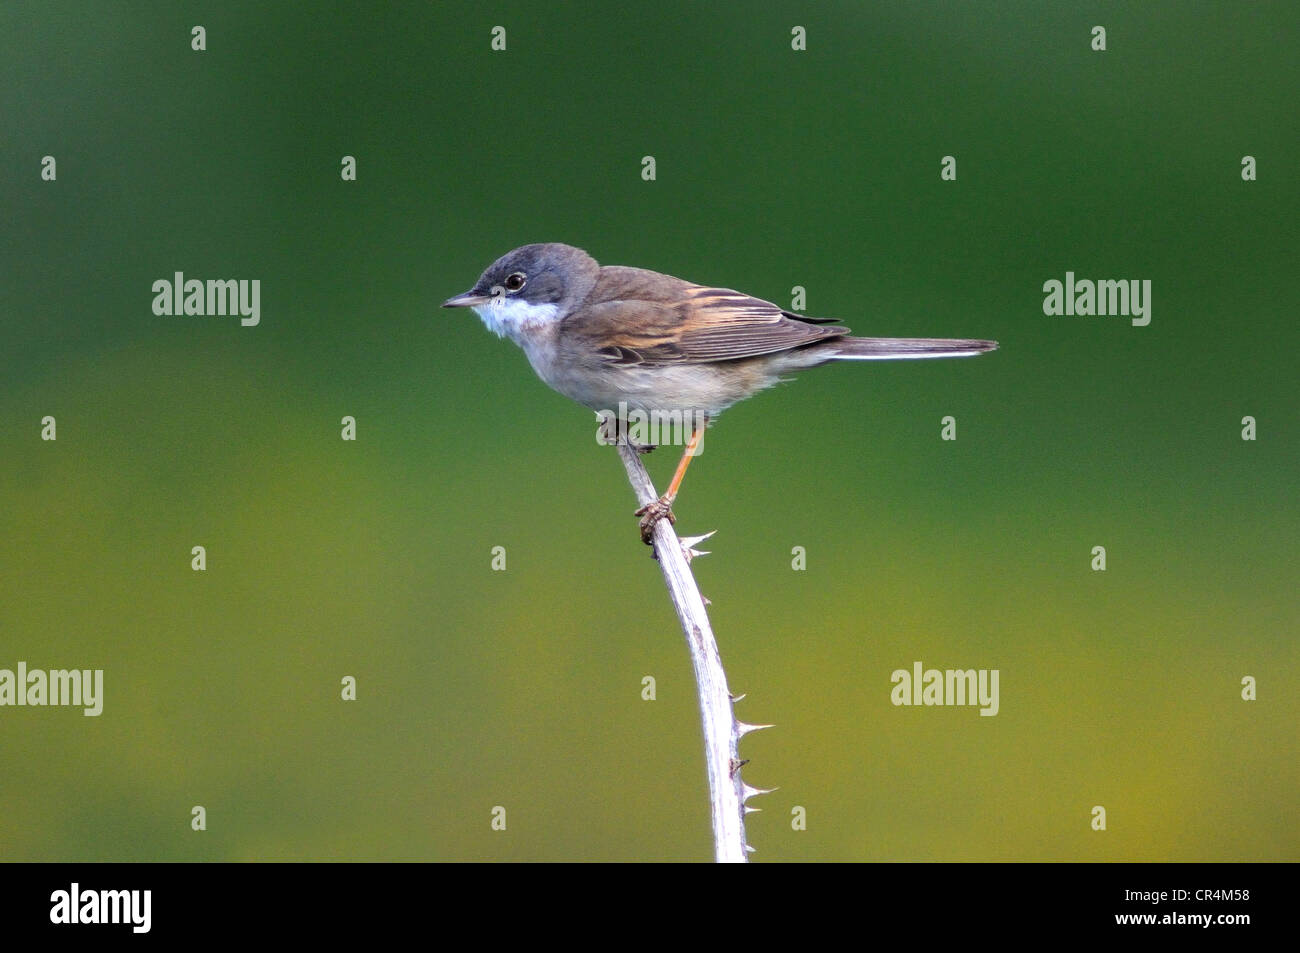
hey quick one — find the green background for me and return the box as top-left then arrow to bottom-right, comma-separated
2,1 -> 1295,861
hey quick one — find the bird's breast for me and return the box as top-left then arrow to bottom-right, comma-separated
529,354 -> 785,419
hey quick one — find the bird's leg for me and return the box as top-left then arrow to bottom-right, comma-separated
595,411 -> 619,447
597,411 -> 656,454
635,417 -> 707,544
627,429 -> 657,454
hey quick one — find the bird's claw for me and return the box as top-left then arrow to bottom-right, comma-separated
595,417 -> 655,453
635,496 -> 676,544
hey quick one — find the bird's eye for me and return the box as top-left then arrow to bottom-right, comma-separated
504,272 -> 526,292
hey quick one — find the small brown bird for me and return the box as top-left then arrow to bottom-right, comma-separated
444,243 -> 997,542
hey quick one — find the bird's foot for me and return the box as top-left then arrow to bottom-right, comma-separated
595,413 -> 620,446
635,496 -> 676,544
595,413 -> 655,453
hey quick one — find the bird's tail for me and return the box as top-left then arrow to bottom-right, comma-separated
827,336 -> 998,360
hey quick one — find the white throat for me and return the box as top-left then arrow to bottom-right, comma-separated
472,298 -> 561,344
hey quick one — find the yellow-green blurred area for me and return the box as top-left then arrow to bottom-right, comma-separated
1,2 -> 1296,861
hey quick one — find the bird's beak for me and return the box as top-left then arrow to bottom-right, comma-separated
442,290 -> 491,308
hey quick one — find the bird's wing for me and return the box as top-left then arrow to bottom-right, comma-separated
569,269 -> 848,366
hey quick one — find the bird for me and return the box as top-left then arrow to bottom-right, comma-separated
443,243 -> 997,543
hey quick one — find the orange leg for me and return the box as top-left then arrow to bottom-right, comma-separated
635,418 -> 706,544
665,423 -> 705,498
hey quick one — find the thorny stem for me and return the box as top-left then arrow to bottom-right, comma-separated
614,437 -> 761,862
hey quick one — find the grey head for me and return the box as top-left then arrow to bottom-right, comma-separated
442,243 -> 600,318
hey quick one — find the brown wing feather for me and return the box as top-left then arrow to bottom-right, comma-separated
570,272 -> 848,366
